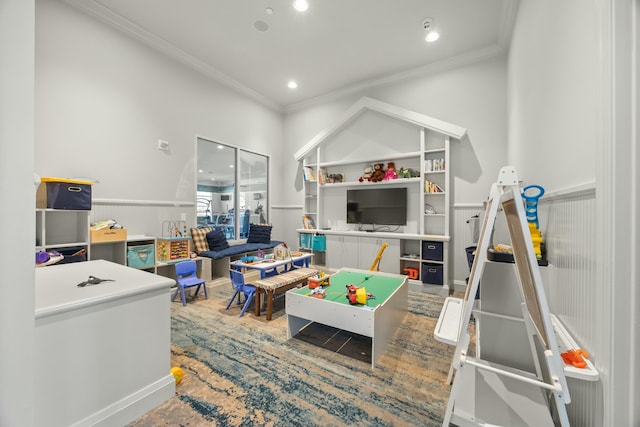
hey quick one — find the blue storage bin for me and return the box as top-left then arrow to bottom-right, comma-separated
127,244 -> 155,269
299,233 -> 312,249
311,234 -> 326,252
36,177 -> 93,210
422,263 -> 443,285
422,240 -> 443,261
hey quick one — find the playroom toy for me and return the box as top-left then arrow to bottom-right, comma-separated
403,267 -> 419,279
370,163 -> 385,182
170,366 -> 184,384
522,185 -> 544,229
383,162 -> 398,180
561,348 -> 590,369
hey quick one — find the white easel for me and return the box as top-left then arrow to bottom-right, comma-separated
442,167 -> 571,427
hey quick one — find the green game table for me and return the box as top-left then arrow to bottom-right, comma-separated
286,268 -> 408,368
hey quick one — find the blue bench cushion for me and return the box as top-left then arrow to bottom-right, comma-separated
199,240 -> 282,260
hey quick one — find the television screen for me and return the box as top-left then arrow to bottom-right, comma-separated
221,194 -> 230,201
347,188 -> 407,225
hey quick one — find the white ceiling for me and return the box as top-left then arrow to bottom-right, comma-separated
65,0 -> 517,111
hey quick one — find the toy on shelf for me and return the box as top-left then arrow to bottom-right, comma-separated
398,167 -> 420,179
370,163 -> 385,182
561,348 -> 590,369
403,267 -> 419,279
358,165 -> 374,182
383,162 -> 398,180
162,220 -> 187,238
522,185 -> 545,259
522,185 -> 545,229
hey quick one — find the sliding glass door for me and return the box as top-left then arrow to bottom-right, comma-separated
197,137 -> 268,240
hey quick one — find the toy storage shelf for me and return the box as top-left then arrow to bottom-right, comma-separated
296,97 -> 466,294
36,209 -> 90,252
317,151 -> 421,168
319,177 -> 421,189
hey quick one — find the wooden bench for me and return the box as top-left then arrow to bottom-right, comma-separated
253,267 -> 318,320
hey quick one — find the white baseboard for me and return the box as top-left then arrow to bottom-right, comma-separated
74,374 -> 175,427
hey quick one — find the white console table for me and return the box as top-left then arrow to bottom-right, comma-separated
35,260 -> 176,427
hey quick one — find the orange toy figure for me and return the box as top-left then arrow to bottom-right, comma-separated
561,349 -> 590,368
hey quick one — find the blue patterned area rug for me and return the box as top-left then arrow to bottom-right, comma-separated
128,278 -> 456,427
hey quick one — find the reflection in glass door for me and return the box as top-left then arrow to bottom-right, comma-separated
197,138 -> 269,240
197,138 -> 237,239
239,150 -> 269,238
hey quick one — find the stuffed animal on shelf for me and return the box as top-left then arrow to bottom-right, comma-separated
359,165 -> 373,182
370,163 -> 386,182
384,162 -> 398,180
398,167 -> 420,178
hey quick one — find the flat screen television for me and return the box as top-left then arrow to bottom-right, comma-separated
346,187 -> 407,226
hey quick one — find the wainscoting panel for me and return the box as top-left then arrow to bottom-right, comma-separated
540,188 -> 603,426
451,205 -> 484,290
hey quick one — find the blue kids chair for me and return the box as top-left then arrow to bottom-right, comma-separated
226,269 -> 257,317
173,260 -> 208,306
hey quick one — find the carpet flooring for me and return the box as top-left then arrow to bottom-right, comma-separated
128,273 -> 459,427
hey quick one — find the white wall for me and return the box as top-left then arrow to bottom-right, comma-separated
0,1 -> 36,425
507,1 -> 597,190
35,0 -> 285,235
509,1 -> 638,426
282,54 -> 509,247
285,54 -> 508,204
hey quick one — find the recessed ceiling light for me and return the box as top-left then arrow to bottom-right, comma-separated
229,165 -> 234,168
265,7 -> 274,15
198,169 -> 204,173
425,31 -> 440,42
293,0 -> 308,12
217,145 -> 224,149
288,80 -> 298,89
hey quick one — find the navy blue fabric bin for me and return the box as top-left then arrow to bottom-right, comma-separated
421,240 -> 443,261
37,178 -> 92,210
421,263 -> 443,285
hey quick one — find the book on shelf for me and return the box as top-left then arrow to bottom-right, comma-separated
302,215 -> 315,230
318,168 -> 326,185
303,166 -> 315,181
425,180 -> 444,193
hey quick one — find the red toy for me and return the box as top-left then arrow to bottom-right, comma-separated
346,284 -> 359,305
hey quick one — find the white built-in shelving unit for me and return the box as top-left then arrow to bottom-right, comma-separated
295,97 -> 467,294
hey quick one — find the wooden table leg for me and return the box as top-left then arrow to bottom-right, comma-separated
254,290 -> 261,317
266,290 -> 274,321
